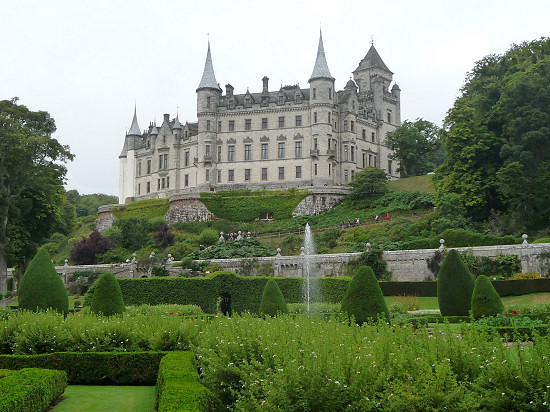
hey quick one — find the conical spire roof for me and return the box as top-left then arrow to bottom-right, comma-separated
150,124 -> 159,135
309,30 -> 334,82
127,105 -> 141,136
197,41 -> 219,90
355,44 -> 392,73
173,114 -> 182,130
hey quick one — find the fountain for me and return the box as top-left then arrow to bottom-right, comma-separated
303,223 -> 316,311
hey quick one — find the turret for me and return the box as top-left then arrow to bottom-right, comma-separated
119,106 -> 140,204
196,41 -> 221,127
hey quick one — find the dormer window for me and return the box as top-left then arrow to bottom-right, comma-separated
296,93 -> 302,103
228,99 -> 235,110
278,95 -> 284,105
245,97 -> 251,107
261,97 -> 268,106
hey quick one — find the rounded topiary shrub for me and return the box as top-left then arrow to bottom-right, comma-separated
18,248 -> 69,315
90,272 -> 125,316
437,249 -> 475,316
341,265 -> 389,325
259,279 -> 288,317
471,275 -> 505,320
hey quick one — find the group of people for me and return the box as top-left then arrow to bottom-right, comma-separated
219,231 -> 259,243
340,218 -> 361,229
374,213 -> 391,223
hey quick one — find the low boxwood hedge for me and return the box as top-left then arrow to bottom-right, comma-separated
0,368 -> 67,412
492,325 -> 549,341
156,351 -> 210,412
0,352 -> 165,385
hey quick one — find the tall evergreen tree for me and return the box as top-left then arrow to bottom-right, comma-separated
437,249 -> 475,316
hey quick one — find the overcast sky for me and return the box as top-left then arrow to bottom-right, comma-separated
1,0 -> 549,198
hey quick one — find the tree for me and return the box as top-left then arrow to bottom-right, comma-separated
0,99 -> 73,293
437,249 -> 475,316
90,272 -> 125,316
471,275 -> 504,320
341,265 -> 389,325
70,230 -> 114,265
348,167 -> 388,206
435,38 -> 550,232
259,279 -> 288,317
66,190 -> 118,217
385,119 -> 443,177
18,248 -> 68,315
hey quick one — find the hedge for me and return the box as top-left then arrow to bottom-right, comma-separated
156,351 -> 210,412
0,368 -> 67,412
200,189 -> 308,221
0,352 -> 165,385
111,198 -> 170,220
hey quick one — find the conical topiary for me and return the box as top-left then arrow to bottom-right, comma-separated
18,248 -> 68,315
437,249 -> 475,316
259,279 -> 288,317
90,272 -> 125,316
471,275 -> 505,320
341,265 -> 389,325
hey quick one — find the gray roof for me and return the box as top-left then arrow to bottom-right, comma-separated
197,42 -> 219,90
172,115 -> 182,129
127,106 -> 141,136
309,30 -> 334,82
150,124 -> 159,135
355,44 -> 393,74
119,137 -> 128,158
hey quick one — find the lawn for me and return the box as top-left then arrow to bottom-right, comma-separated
51,385 -> 156,412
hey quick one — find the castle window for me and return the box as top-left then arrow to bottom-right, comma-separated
245,97 -> 251,107
217,170 -> 222,183
369,154 -> 372,167
147,159 -> 151,174
138,161 -> 142,177
159,154 -> 168,170
313,88 -> 316,99
295,141 -> 302,158
261,168 -> 268,180
362,129 -> 366,139
278,142 -> 285,159
207,96 -> 211,109
351,121 -> 355,132
296,93 -> 302,103
328,112 -> 331,124
344,170 -> 349,182
329,88 -> 332,99
344,145 -> 349,161
296,166 -> 302,178
206,169 -> 210,182
147,182 -> 150,193
138,183 -> 141,195
228,100 -> 235,110
295,115 -> 302,127
262,118 -> 268,129
278,167 -> 285,180
158,179 -> 161,190
206,120 -> 211,131
387,111 -> 392,123
278,95 -> 284,105
162,178 -> 165,189
278,116 -> 285,128
351,170 -> 355,180
314,163 -> 318,176
344,120 -> 348,131
388,160 -> 392,175
351,146 -> 355,162
314,112 -> 317,123
228,145 -> 235,162
185,175 -> 188,186
185,152 -> 190,167
228,169 -> 234,182
328,164 -> 331,176
374,155 -> 377,167
314,138 -> 318,150
205,145 -> 211,156
229,120 -> 235,131
261,96 -> 268,106
245,119 -> 251,130
244,144 -> 252,160
167,176 -> 170,188
363,152 -> 366,168
218,121 -> 222,132
371,132 -> 375,142
217,146 -> 222,162
245,169 -> 251,181
261,143 -> 268,160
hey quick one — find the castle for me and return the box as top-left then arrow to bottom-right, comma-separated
118,31 -> 400,204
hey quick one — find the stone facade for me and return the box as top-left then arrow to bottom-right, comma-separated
118,32 -> 401,204
165,194 -> 214,224
292,188 -> 349,217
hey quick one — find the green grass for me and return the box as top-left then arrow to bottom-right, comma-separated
51,385 -> 156,412
387,174 -> 435,193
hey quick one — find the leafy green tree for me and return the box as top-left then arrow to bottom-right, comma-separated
18,248 -> 68,315
259,279 -> 288,316
90,272 -> 125,316
0,99 -> 73,293
341,265 -> 389,325
471,275 -> 505,320
385,118 -> 443,177
435,38 -> 550,232
113,218 -> 151,251
348,167 -> 388,206
437,249 -> 475,316
66,190 -> 118,217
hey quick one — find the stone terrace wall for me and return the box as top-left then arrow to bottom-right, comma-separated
292,188 -> 349,217
164,194 -> 214,224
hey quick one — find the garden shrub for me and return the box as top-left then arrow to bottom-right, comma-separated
346,247 -> 391,280
510,271 -> 541,279
18,249 -> 69,316
533,237 -> 550,244
471,275 -> 505,320
153,223 -> 175,248
341,265 -> 389,325
156,351 -> 210,412
439,228 -> 522,248
198,228 -> 219,246
90,272 -> 125,316
492,279 -> 550,296
0,368 -> 67,412
69,230 -> 114,265
437,249 -> 475,316
0,352 -> 164,384
259,279 -> 288,316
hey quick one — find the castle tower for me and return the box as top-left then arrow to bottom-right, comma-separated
308,30 -> 335,186
119,105 -> 141,203
196,41 -> 220,190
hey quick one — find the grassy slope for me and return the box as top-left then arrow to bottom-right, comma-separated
387,174 -> 435,193
51,386 -> 156,412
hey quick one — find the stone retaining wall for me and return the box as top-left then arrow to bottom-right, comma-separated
164,194 -> 214,224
